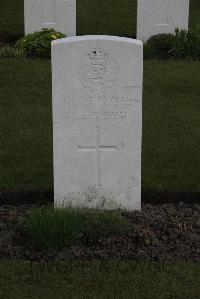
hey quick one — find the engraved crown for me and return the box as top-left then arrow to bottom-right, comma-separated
87,48 -> 106,61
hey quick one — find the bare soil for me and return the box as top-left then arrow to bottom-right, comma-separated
0,202 -> 200,262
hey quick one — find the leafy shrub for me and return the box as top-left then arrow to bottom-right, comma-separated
24,207 -> 132,250
79,209 -> 132,239
146,33 -> 174,58
169,26 -> 200,60
0,46 -> 25,58
146,27 -> 200,60
24,207 -> 81,250
16,28 -> 65,58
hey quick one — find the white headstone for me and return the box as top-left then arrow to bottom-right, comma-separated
52,36 -> 143,211
137,0 -> 190,42
24,0 -> 76,36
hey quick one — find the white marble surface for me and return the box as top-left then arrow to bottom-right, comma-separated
52,36 -> 143,210
24,0 -> 76,36
137,0 -> 190,42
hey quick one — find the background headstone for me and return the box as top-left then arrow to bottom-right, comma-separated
24,0 -> 76,36
137,0 -> 190,42
52,36 -> 143,210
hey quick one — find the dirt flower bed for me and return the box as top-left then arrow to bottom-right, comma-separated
0,202 -> 200,262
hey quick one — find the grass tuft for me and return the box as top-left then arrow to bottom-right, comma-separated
24,207 -> 81,250
24,207 -> 132,250
0,46 -> 25,58
79,208 -> 132,239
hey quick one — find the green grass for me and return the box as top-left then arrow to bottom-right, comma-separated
0,0 -> 24,34
77,0 -> 137,37
79,208 -> 131,239
24,207 -> 81,250
0,260 -> 200,298
0,45 -> 25,58
0,59 -> 200,192
0,0 -> 199,36
0,58 -> 53,191
143,60 -> 200,191
24,207 -> 131,250
190,0 -> 200,29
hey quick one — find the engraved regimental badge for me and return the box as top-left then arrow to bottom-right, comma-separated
77,48 -> 119,92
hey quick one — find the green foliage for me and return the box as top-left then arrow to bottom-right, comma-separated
24,207 -> 131,250
16,28 -> 65,58
146,27 -> 200,60
24,207 -> 81,250
147,33 -> 174,59
79,209 -> 132,239
169,26 -> 200,60
0,46 -> 25,58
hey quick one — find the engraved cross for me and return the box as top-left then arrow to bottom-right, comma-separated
78,126 -> 117,187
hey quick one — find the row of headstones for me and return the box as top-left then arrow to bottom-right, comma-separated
25,0 -> 190,42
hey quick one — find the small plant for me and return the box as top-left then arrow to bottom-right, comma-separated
0,46 -> 25,58
24,207 -> 81,250
24,207 -> 132,250
146,33 -> 174,58
16,28 -> 65,58
79,209 -> 132,239
169,26 -> 200,60
146,27 -> 200,60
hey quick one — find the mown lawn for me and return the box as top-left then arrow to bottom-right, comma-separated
0,58 -> 200,193
0,0 -> 199,35
189,0 -> 200,28
0,260 -> 200,298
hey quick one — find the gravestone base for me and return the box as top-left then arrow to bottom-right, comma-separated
55,185 -> 141,210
